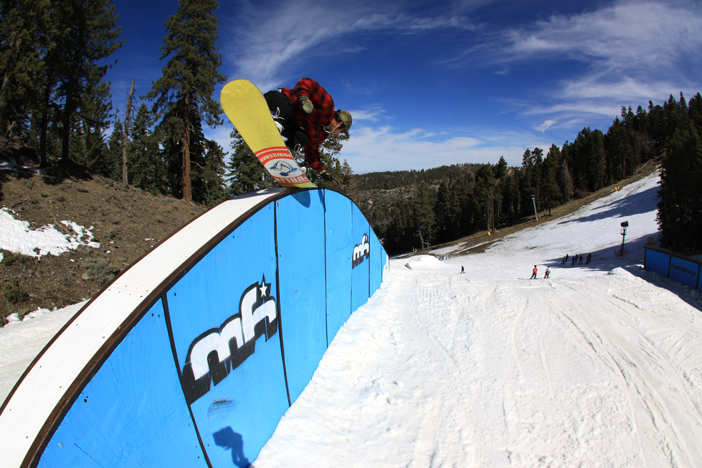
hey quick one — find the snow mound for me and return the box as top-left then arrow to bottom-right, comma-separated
404,255 -> 458,272
0,208 -> 100,258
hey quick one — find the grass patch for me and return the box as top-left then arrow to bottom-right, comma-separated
1,250 -> 32,267
4,281 -> 28,303
83,259 -> 120,286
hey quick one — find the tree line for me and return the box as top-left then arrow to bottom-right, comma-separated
0,0 -> 349,206
362,93 -> 702,255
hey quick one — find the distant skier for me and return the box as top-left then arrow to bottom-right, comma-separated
264,78 -> 352,185
544,267 -> 551,279
586,253 -> 592,264
460,266 -> 465,274
530,265 -> 538,279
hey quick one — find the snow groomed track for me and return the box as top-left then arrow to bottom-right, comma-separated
0,188 -> 388,468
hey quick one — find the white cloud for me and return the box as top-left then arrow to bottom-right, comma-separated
341,124 -> 550,173
536,120 -> 556,133
347,105 -> 388,122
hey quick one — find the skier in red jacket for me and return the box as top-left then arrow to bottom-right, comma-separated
264,78 -> 352,185
530,265 -> 538,279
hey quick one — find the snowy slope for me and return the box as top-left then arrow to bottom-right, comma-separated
2,172 -> 702,467
252,173 -> 702,467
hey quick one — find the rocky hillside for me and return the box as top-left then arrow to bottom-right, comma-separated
0,157 -> 206,323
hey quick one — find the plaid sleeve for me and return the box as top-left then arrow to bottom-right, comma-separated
293,79 -> 336,172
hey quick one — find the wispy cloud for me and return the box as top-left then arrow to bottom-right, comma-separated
222,0 -> 473,89
348,105 -> 388,122
536,120 -> 556,133
505,1 -> 702,75
457,1 -> 702,124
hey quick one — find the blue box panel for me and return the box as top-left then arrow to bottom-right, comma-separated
38,300 -> 206,468
351,204 -> 370,312
324,191 -> 353,344
189,332 -> 288,468
669,257 -> 700,289
166,204 -> 289,465
276,191 -> 328,404
645,249 -> 670,278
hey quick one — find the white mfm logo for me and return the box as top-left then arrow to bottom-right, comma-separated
181,276 -> 277,404
353,233 -> 370,268
190,281 -> 276,380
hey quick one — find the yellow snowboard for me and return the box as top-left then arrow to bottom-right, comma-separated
221,80 -> 315,189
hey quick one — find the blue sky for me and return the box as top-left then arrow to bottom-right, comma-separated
105,0 -> 702,174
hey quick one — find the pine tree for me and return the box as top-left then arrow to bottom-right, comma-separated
144,0 -> 226,201
558,157 -> 574,203
499,172 -> 519,225
541,144 -> 563,213
128,103 -> 165,194
412,183 -> 437,246
657,120 -> 702,253
0,0 -> 47,142
689,93 -> 702,135
312,133 -> 349,189
51,0 -> 122,164
102,119 -> 124,179
226,130 -> 276,195
433,181 -> 453,243
78,66 -> 113,171
192,139 -> 227,206
472,165 -> 498,232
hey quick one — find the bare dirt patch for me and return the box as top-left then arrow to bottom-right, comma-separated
0,157 -> 206,323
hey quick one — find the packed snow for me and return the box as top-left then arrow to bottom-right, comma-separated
2,172 -> 701,467
0,207 -> 100,259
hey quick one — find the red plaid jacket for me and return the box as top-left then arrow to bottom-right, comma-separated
280,78 -> 335,172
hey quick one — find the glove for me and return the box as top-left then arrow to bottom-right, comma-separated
299,95 -> 314,114
319,170 -> 339,186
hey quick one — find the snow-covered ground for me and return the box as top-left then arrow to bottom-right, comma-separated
2,172 -> 702,467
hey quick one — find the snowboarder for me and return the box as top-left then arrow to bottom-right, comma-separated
264,78 -> 352,185
460,266 -> 465,274
530,265 -> 538,279
544,266 -> 550,279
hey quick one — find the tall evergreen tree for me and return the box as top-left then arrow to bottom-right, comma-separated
0,0 -> 48,141
313,133 -> 349,189
101,118 -> 123,179
472,165 -> 498,232
657,120 -> 702,252
128,103 -> 165,194
145,0 -> 226,201
77,66 -> 113,170
226,130 -> 276,195
51,0 -> 122,164
689,93 -> 702,135
434,181 -> 453,243
541,144 -> 563,213
192,139 -> 227,206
